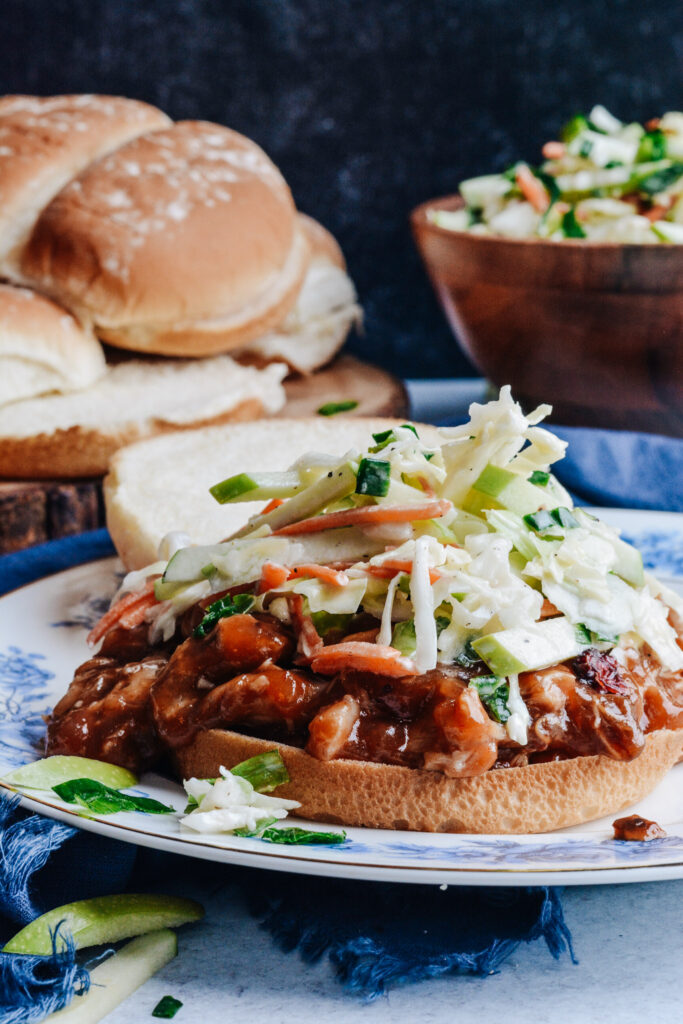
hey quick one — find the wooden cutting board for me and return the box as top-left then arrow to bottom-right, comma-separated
0,355 -> 407,555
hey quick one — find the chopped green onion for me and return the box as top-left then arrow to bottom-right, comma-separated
371,428 -> 394,445
454,639 -> 482,667
637,130 -> 667,163
523,509 -> 556,532
230,750 -> 290,792
524,507 -> 578,533
561,209 -> 586,238
469,675 -> 511,723
400,423 -> 419,437
638,162 -> 683,196
53,779 -> 174,815
193,593 -> 255,639
528,470 -> 550,486
391,619 -> 416,656
550,507 -> 579,529
317,400 -> 358,416
153,996 -> 183,1019
356,458 -> 391,497
261,826 -> 346,845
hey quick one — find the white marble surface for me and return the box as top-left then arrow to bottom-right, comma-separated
104,871 -> 682,1024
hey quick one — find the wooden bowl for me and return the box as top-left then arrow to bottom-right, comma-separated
411,196 -> 683,436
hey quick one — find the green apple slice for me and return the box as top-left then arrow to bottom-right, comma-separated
3,756 -> 137,792
44,929 -> 177,1023
463,464 -> 549,518
3,894 -> 203,955
472,617 -> 586,676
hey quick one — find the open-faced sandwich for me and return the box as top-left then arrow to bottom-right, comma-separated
46,389 -> 683,833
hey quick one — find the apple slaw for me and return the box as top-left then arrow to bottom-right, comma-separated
430,106 -> 683,243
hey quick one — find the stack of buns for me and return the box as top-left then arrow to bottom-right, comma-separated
0,95 -> 360,479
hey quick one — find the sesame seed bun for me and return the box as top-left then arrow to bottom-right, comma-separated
0,94 -> 170,277
0,283 -> 105,407
22,121 -> 310,357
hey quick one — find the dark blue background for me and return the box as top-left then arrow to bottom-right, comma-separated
2,0 -> 680,377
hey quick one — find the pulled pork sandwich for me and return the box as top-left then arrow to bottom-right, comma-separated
47,389 -> 683,833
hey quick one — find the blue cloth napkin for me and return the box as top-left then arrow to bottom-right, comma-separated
551,426 -> 683,513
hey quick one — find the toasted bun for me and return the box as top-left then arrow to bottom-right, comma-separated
22,121 -> 310,357
0,283 -> 105,406
235,215 -> 361,375
104,417 -> 443,569
0,94 -> 170,277
0,357 -> 286,479
178,727 -> 683,834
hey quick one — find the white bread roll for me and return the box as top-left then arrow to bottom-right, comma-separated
22,121 -> 310,357
0,283 -> 105,407
178,727 -> 683,834
105,418 -> 442,569
236,214 -> 361,374
0,94 -> 170,277
0,357 -> 286,479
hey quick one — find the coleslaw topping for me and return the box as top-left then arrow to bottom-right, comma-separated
430,106 -> 683,243
109,387 -> 682,746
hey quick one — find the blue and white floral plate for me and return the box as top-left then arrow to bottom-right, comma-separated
1,508 -> 682,887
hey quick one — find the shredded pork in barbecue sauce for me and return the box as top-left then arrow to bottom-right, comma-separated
46,597 -> 683,776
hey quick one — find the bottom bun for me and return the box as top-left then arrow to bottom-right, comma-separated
176,727 -> 683,834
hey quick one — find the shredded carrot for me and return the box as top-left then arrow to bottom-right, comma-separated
118,592 -> 158,629
644,203 -> 671,222
515,164 -> 550,213
87,580 -> 157,645
541,141 -> 566,160
311,641 -> 417,678
258,562 -> 290,593
539,598 -> 561,620
262,497 -> 285,515
365,560 -> 441,584
273,499 -> 452,537
288,564 -> 350,588
645,117 -> 661,132
416,476 -> 436,498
